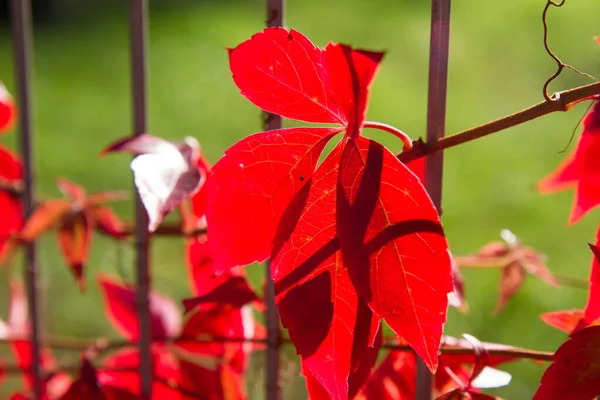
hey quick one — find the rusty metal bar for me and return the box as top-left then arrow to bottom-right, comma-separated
264,1 -> 284,399
129,0 -> 153,398
10,0 -> 42,398
419,0 -> 452,399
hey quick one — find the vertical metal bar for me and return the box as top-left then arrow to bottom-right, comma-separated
10,1 -> 42,398
420,0 -> 451,399
129,1 -> 152,398
264,1 -> 283,399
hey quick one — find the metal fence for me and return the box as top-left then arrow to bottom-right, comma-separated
8,0 -> 451,398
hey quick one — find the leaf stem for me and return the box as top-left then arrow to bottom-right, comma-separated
363,121 -> 413,151
397,82 -> 600,163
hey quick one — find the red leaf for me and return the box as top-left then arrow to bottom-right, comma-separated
538,100 -> 600,224
185,235 -> 238,296
190,155 -> 212,219
541,227 -> 600,334
335,136 -> 451,371
357,351 -> 416,400
9,394 -> 29,400
0,145 -> 23,254
213,28 -> 452,397
541,310 -> 585,333
229,28 -> 347,124
205,127 -> 341,273
304,367 -> 332,400
91,205 -> 128,239
533,325 -> 600,400
436,389 -> 499,400
580,239 -> 600,330
302,325 -> 382,400
0,83 -> 16,134
59,357 -> 139,400
182,276 -> 258,314
179,360 -> 247,400
17,199 -> 72,241
448,255 -> 468,312
99,347 -> 181,399
407,157 -> 425,181
463,235 -> 557,314
229,27 -> 385,132
98,275 -> 182,341
322,43 -> 384,136
56,177 -> 86,202
57,212 -> 93,290
495,261 -> 525,314
85,191 -> 129,207
272,143 -> 376,398
177,306 -> 246,360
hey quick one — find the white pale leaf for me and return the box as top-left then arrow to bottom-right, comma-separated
471,366 -> 512,389
131,152 -> 186,232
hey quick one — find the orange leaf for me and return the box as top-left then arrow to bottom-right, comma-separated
19,199 -> 72,241
56,212 -> 93,290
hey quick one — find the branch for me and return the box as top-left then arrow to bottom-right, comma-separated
383,343 -> 554,362
99,222 -> 206,238
0,334 -> 554,373
454,254 -> 589,289
398,82 -> 600,163
0,334 -> 268,352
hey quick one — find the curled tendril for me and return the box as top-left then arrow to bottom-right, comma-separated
542,0 -> 599,102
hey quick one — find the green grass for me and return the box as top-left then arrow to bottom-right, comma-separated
1,0 -> 600,398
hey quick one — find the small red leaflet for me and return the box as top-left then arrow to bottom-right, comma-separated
538,98 -> 600,224
206,27 -> 453,398
541,224 -> 600,334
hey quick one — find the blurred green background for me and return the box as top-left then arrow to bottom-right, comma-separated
0,0 -> 599,398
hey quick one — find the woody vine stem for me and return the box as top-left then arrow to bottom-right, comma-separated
0,334 -> 554,375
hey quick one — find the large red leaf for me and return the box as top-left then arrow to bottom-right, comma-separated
533,325 -> 600,400
213,28 -> 452,397
207,28 -> 453,398
336,136 -> 452,370
0,83 -> 16,134
538,100 -> 600,224
98,275 -> 182,341
206,127 -> 341,273
272,143 -> 382,399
